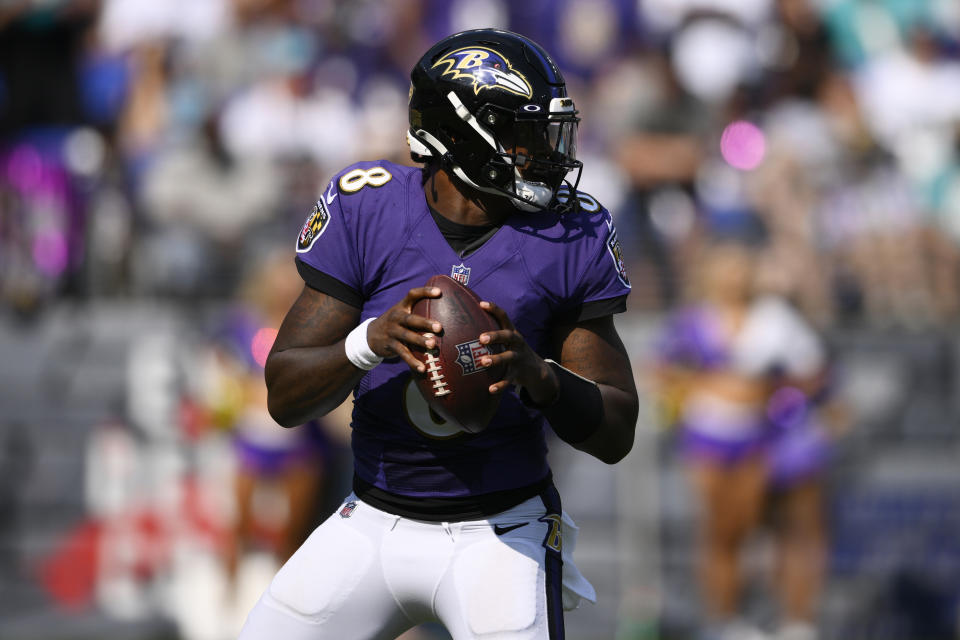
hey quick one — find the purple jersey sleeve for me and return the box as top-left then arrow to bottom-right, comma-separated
295,172 -> 361,294
550,193 -> 631,320
573,205 -> 631,307
294,162 -> 414,307
512,190 -> 631,322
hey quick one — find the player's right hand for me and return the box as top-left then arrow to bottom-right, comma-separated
367,287 -> 443,373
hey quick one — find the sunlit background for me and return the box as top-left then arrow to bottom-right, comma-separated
1,0 -> 960,639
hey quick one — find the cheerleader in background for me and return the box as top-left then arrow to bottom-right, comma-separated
656,243 -> 834,640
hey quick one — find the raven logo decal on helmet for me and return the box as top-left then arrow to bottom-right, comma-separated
432,47 -> 532,98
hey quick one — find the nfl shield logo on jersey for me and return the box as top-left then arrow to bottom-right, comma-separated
450,263 -> 471,285
339,501 -> 358,518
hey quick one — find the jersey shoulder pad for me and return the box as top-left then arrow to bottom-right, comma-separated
555,186 -> 630,289
327,160 -> 418,202
296,162 -> 416,254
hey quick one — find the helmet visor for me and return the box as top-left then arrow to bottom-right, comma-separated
511,115 -> 579,191
547,119 -> 577,161
513,118 -> 578,163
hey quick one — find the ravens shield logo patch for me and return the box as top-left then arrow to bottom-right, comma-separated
606,226 -> 630,288
296,200 -> 330,253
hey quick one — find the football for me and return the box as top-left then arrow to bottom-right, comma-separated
411,275 -> 505,433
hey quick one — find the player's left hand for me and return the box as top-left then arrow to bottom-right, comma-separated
478,300 -> 558,403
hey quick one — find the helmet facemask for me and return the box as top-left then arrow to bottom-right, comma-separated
479,97 -> 582,211
409,92 -> 582,212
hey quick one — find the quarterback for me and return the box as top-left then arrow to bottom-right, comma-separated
239,28 -> 639,640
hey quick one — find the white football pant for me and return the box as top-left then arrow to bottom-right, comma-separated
238,492 -> 595,639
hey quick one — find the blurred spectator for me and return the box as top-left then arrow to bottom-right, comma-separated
98,0 -> 231,52
611,45 -> 709,308
139,108 -> 280,296
654,243 -> 833,640
196,251 -> 339,605
760,0 -> 833,105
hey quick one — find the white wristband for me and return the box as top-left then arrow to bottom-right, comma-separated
344,318 -> 383,371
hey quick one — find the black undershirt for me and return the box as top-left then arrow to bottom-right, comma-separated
427,205 -> 499,257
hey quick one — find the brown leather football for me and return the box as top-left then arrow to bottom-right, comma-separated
411,275 -> 505,433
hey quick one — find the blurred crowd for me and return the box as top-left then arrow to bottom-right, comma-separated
1,0 -> 960,326
2,0 -> 960,639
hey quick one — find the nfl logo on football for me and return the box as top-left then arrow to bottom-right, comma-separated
455,340 -> 491,375
450,263 -> 471,285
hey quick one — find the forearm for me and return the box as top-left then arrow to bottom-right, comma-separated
527,359 -> 638,464
573,382 -> 638,464
265,342 -> 365,426
542,316 -> 639,464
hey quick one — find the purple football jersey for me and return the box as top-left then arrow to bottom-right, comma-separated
295,160 -> 630,498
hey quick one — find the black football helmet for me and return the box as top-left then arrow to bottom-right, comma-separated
408,28 -> 582,212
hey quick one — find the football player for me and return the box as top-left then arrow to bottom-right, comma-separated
239,29 -> 639,640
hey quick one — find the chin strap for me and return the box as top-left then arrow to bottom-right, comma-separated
513,180 -> 553,211
553,180 -> 582,215
447,91 -> 500,151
